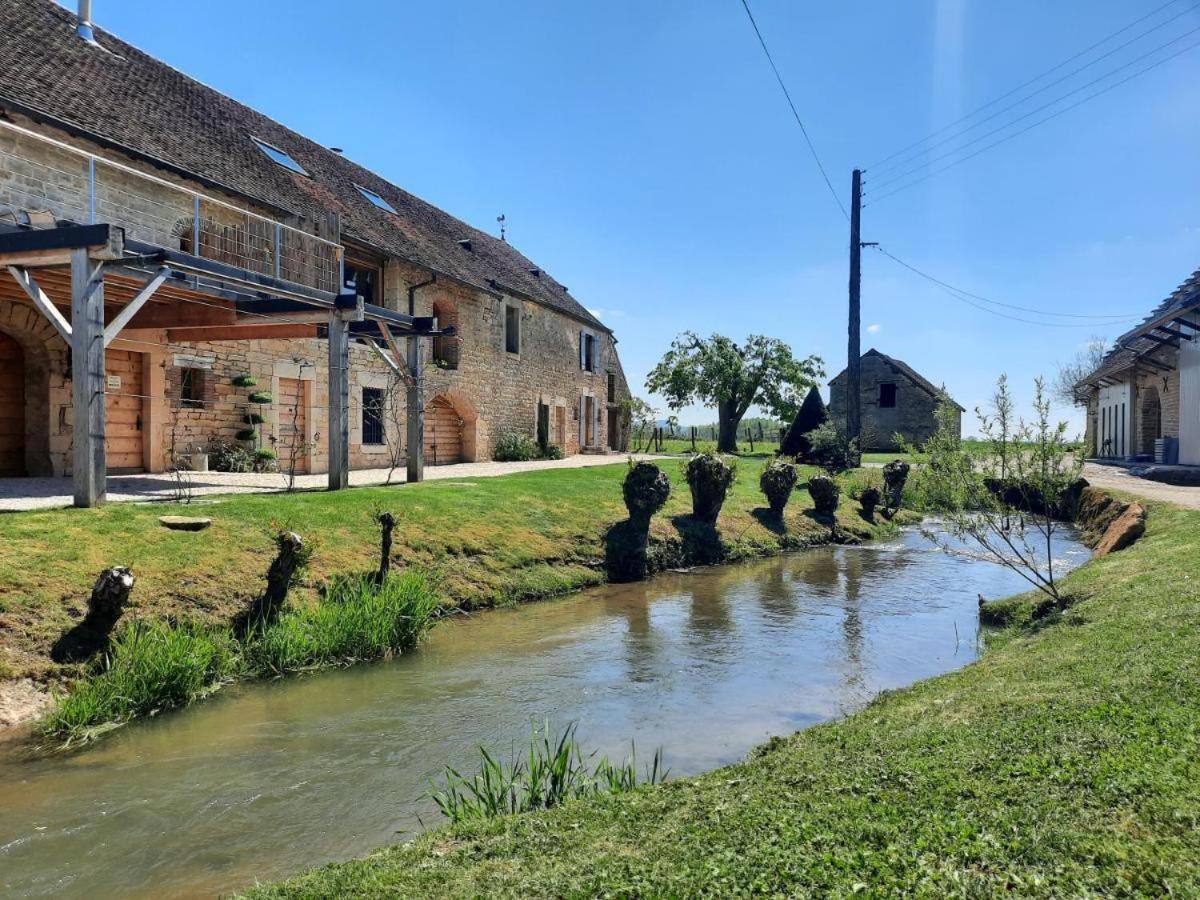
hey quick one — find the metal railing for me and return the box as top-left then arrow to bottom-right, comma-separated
0,118 -> 340,293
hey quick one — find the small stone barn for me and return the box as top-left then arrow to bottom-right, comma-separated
828,349 -> 962,451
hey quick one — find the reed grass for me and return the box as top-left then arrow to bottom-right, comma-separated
431,721 -> 666,823
39,570 -> 442,746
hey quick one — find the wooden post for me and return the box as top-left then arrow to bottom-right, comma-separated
327,312 -> 349,490
71,248 -> 105,507
406,336 -> 424,483
691,426 -> 696,452
847,168 -> 863,444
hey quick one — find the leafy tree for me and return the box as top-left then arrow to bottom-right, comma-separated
780,385 -> 828,458
1052,336 -> 1108,407
646,332 -> 821,453
622,396 -> 658,453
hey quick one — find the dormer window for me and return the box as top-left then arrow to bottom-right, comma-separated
251,136 -> 308,176
355,185 -> 397,214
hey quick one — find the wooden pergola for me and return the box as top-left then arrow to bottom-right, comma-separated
0,222 -> 451,507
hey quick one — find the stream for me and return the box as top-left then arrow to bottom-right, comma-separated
0,526 -> 1088,898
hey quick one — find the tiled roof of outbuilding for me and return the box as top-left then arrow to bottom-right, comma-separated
0,0 -> 608,332
830,348 -> 965,411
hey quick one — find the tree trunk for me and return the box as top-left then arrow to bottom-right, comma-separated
377,512 -> 396,581
717,402 -> 740,452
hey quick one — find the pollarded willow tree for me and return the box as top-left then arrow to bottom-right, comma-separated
646,332 -> 822,453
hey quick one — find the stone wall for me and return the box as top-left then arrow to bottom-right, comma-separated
829,355 -> 958,451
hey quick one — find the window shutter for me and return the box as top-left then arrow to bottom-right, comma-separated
579,330 -> 586,370
579,395 -> 585,446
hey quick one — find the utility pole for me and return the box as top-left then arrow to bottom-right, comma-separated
847,168 -> 862,446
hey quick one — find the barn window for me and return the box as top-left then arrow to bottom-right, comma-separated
505,302 -> 521,354
878,383 -> 897,408
344,252 -> 383,306
180,368 -> 205,408
362,387 -> 385,445
607,371 -> 616,402
581,332 -> 598,372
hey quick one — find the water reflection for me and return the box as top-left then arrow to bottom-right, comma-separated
0,527 -> 1089,900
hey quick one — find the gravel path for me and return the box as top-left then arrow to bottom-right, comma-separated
1081,462 -> 1200,510
0,454 -> 665,512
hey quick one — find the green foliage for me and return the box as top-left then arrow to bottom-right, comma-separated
780,385 -> 827,458
623,396 -> 658,452
235,427 -> 258,442
807,474 -> 840,516
622,461 -> 671,527
684,452 -> 736,523
208,438 -> 256,473
248,391 -> 273,405
41,618 -> 239,745
646,332 -> 822,450
254,447 -> 278,462
493,431 -> 538,462
539,443 -> 565,461
232,374 -> 258,388
759,459 -> 798,514
807,422 -> 858,473
243,412 -> 265,425
431,721 -> 666,824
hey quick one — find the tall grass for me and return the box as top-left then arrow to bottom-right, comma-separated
42,618 -> 239,746
431,722 -> 667,823
39,570 -> 442,746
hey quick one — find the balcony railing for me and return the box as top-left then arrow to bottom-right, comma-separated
0,118 -> 340,294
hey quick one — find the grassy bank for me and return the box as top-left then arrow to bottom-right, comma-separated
0,459 -> 894,693
247,500 -> 1200,897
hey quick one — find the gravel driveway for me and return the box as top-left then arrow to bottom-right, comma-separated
1081,462 -> 1200,510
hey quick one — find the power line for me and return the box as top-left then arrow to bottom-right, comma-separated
867,2 -> 1199,181
873,245 -> 1142,327
738,0 -> 849,221
866,32 -> 1200,204
866,0 -> 1193,172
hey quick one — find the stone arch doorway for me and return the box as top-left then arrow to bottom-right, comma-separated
1140,385 -> 1162,455
423,390 -> 481,465
0,331 -> 26,475
0,318 -> 57,477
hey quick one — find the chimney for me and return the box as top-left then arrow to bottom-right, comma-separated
77,0 -> 97,43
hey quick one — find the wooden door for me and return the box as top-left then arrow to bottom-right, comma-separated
0,332 -> 25,476
276,377 -> 309,474
424,396 -> 462,465
554,405 -> 567,447
104,349 -> 145,472
1181,340 -> 1200,465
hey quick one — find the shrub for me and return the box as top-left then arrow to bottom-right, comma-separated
493,431 -> 537,462
623,461 -> 671,528
807,474 -> 840,517
253,447 -> 278,472
235,427 -> 258,442
243,412 -> 265,425
209,439 -> 255,473
883,459 -> 911,510
232,374 -> 257,388
539,443 -> 565,460
808,422 -> 858,473
780,386 -> 827,459
247,390 -> 273,405
859,486 -> 882,518
759,459 -> 798,514
685,452 -> 735,523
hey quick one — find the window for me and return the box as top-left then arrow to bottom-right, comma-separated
878,383 -> 897,408
250,136 -> 308,176
362,387 -> 385,445
581,331 -> 598,372
607,371 -> 616,403
344,253 -> 383,306
180,367 -> 204,408
355,185 -> 398,214
505,303 -> 520,354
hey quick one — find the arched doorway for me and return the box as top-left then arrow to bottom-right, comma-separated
424,395 -> 464,465
0,331 -> 26,475
1140,386 -> 1162,456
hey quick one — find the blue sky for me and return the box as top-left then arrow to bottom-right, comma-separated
80,0 -> 1200,434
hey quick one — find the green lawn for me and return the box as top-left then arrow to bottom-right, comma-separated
246,501 -> 1200,898
0,458 -> 882,682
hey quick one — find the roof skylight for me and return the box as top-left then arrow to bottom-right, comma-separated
251,136 -> 308,176
355,185 -> 397,214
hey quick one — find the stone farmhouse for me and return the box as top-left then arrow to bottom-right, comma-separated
0,0 -> 629,505
1076,266 -> 1200,464
828,349 -> 962,451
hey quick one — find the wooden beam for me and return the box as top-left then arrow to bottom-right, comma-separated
378,322 -> 414,385
104,266 -> 169,347
71,248 -> 106,507
1172,316 -> 1200,332
7,266 -> 71,342
407,336 -> 424,483
327,313 -> 350,491
366,338 -> 401,376
166,323 -> 319,342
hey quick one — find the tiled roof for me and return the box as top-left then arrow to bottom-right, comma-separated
0,0 -> 608,332
1078,266 -> 1200,386
829,348 -> 964,411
